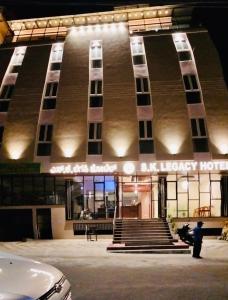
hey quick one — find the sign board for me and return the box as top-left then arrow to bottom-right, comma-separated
0,163 -> 40,174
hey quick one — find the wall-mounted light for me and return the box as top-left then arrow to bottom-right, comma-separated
220,144 -> 228,155
7,142 -> 26,160
169,143 -> 179,155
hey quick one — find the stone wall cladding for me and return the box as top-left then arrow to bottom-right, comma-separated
144,34 -> 193,160
1,45 -> 51,161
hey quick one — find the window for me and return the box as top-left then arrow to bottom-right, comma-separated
37,124 -> 53,156
139,120 -> 154,154
174,39 -> 189,51
88,123 -> 102,155
183,74 -> 201,104
91,59 -> 102,68
131,40 -> 144,55
178,51 -> 192,61
133,55 -> 145,65
89,80 -> 103,107
91,44 -> 102,59
12,47 -> 26,65
0,85 -> 14,112
136,77 -> 151,106
191,119 -> 209,152
50,62 -> 61,71
90,41 -> 102,68
43,82 -> 58,110
51,47 -> 63,62
0,126 -> 4,148
10,65 -> 21,73
0,85 -> 14,99
90,80 -> 102,95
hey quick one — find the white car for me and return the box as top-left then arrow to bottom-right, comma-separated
0,251 -> 72,300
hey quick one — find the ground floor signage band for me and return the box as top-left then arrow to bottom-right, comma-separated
50,161 -> 228,175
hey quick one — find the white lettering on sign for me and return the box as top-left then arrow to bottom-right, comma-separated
50,163 -> 117,174
49,161 -> 228,174
140,161 -> 228,172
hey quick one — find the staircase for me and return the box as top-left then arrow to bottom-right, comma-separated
107,218 -> 190,254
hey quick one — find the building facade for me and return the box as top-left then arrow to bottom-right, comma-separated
0,4 -> 228,240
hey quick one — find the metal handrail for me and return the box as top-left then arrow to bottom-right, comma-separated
113,205 -> 117,236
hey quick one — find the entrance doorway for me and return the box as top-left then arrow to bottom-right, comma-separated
66,176 -> 116,220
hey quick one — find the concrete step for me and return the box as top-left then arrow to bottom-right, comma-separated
107,243 -> 189,251
107,248 -> 191,254
113,239 -> 176,245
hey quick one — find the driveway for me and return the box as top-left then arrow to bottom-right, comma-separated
0,238 -> 228,300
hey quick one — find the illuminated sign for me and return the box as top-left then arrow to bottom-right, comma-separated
141,161 -> 228,172
49,161 -> 228,175
50,163 -> 117,174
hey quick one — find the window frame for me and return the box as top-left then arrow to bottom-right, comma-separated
191,118 -> 207,138
88,122 -> 102,155
37,124 -> 53,156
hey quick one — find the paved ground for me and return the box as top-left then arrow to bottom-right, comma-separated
0,238 -> 228,300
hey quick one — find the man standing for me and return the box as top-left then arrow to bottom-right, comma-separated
192,221 -> 204,258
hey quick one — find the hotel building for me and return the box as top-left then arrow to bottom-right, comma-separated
0,4 -> 227,240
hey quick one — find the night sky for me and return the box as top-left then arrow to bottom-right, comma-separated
1,0 -> 228,85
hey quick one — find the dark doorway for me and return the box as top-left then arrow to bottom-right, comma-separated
221,176 -> 228,217
37,208 -> 53,239
158,176 -> 167,218
0,209 -> 33,241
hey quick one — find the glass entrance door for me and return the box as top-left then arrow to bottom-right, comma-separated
94,182 -> 106,218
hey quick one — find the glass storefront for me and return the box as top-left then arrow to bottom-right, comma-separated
0,172 -> 224,219
166,172 -> 221,218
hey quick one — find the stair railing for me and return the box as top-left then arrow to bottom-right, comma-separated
113,205 -> 117,236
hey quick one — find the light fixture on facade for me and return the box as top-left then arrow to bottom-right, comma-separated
169,143 -> 179,155
8,142 -> 26,160
116,148 -> 125,158
220,143 -> 228,155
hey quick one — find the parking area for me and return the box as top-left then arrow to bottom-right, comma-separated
0,238 -> 228,300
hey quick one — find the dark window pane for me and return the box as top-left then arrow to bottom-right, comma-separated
143,78 -> 149,92
89,123 -> 94,139
97,80 -> 102,94
50,62 -> 61,70
88,141 -> 102,155
199,119 -> 206,136
178,51 -> 192,61
193,138 -> 209,152
37,143 -> 52,156
0,85 -> 14,99
92,60 -> 102,68
96,123 -> 102,139
191,75 -> 198,89
136,78 -> 141,92
33,176 -> 45,203
139,140 -> 154,154
147,121 -> 152,138
52,83 -> 58,96
0,101 -> 10,112
139,121 -> 145,138
43,98 -> 56,110
90,81 -> 96,94
39,125 -> 45,141
191,119 -> 198,136
45,83 -> 51,97
89,96 -> 103,107
46,125 -> 53,141
10,65 -> 21,73
186,91 -> 201,104
133,55 -> 145,65
183,75 -> 191,90
0,126 -> 4,143
137,94 -> 151,106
